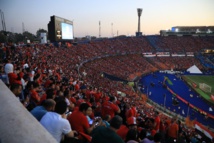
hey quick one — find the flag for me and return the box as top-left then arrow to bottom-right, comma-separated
164,76 -> 173,85
194,121 -> 214,140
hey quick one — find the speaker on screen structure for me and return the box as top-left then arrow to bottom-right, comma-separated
40,33 -> 47,44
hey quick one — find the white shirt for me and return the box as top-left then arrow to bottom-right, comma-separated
4,63 -> 13,74
21,78 -> 27,90
40,112 -> 71,143
65,98 -> 70,106
4,63 -> 13,84
30,70 -> 35,81
23,63 -> 29,69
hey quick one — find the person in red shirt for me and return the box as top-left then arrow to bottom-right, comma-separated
68,103 -> 100,136
167,117 -> 179,143
117,116 -> 138,141
74,81 -> 80,91
8,72 -> 21,85
154,111 -> 160,132
85,87 -> 92,100
30,82 -> 41,105
101,96 -> 121,119
126,103 -> 137,120
93,89 -> 102,103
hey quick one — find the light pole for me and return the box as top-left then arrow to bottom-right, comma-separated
71,19 -> 74,40
147,84 -> 150,99
163,94 -> 166,108
187,103 -> 190,117
136,8 -> 143,36
111,23 -> 113,37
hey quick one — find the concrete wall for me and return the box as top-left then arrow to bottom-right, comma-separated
0,80 -> 57,143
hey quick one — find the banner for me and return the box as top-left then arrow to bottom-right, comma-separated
166,86 -> 214,120
156,52 -> 170,57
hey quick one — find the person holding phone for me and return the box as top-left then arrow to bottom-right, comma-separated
68,103 -> 102,137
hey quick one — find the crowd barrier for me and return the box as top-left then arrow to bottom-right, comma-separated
0,80 -> 57,143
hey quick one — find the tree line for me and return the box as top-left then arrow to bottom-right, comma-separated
0,28 -> 47,43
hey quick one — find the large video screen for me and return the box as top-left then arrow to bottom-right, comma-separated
61,23 -> 73,40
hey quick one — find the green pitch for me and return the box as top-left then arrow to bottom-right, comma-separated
182,75 -> 214,104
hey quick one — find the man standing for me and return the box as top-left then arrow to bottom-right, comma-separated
102,96 -> 121,119
154,111 -> 160,132
91,115 -> 124,143
166,117 -> 178,143
4,58 -> 13,85
40,100 -> 76,143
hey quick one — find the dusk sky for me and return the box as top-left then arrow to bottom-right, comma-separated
0,0 -> 214,37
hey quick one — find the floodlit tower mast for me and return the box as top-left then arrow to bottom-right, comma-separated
136,8 -> 143,36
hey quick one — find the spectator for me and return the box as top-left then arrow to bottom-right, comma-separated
4,58 -> 13,85
68,103 -> 99,135
102,96 -> 121,119
29,81 -> 41,105
125,129 -> 139,143
102,114 -> 111,127
40,100 -> 76,143
10,83 -> 22,100
139,129 -> 154,143
64,89 -> 74,111
166,117 -> 179,143
117,116 -> 138,141
31,99 -> 56,121
153,111 -> 160,132
153,133 -> 162,143
91,115 -> 124,143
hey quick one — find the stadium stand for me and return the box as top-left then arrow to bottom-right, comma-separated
1,35 -> 214,143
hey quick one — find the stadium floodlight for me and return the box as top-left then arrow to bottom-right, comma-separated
137,8 -> 143,33
175,28 -> 179,32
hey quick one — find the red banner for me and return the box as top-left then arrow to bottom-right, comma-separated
166,86 -> 214,120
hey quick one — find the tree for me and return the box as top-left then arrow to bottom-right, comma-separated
0,31 -> 6,43
23,31 -> 36,43
14,33 -> 25,43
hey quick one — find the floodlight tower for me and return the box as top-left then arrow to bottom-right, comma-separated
136,8 -> 143,37
99,21 -> 101,38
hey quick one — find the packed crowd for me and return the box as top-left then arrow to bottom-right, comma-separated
147,36 -> 214,53
1,36 -> 214,143
149,57 -> 204,71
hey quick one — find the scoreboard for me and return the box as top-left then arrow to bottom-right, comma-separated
48,15 -> 73,42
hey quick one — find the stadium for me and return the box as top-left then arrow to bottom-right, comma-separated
1,5 -> 214,143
